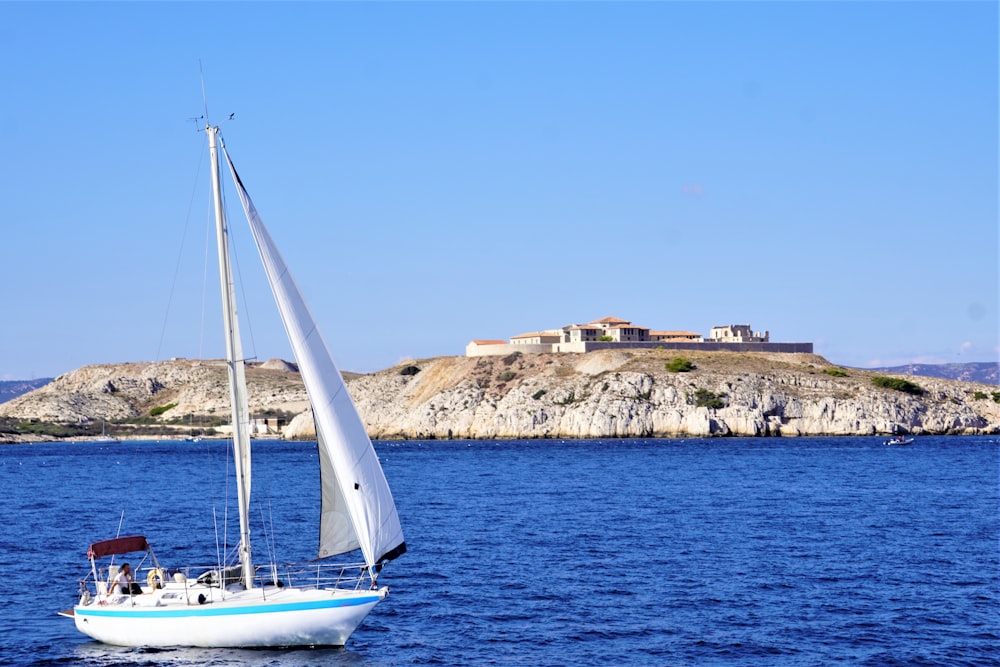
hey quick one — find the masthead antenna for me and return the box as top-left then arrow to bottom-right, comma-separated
199,60 -> 211,128
196,62 -> 235,132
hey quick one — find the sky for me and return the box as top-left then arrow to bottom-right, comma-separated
1,1 -> 997,380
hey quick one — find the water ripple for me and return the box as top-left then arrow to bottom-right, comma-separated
1,436 -> 996,666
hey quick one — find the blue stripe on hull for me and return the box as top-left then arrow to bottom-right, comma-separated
77,595 -> 380,619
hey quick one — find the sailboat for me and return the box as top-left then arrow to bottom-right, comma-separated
92,419 -> 117,444
62,122 -> 406,647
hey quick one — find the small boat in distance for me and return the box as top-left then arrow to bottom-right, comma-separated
63,121 -> 406,647
883,436 -> 915,446
91,419 -> 116,444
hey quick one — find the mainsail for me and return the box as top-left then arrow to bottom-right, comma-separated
221,143 -> 405,570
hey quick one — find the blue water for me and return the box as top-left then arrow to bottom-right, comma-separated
1,437 -> 996,666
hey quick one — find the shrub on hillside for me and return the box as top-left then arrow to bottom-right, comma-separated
501,352 -> 522,365
692,388 -> 726,409
666,357 -> 695,373
871,376 -> 924,396
555,391 -> 576,405
399,365 -> 420,376
149,403 -> 177,417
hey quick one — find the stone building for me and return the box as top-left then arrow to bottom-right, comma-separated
708,324 -> 769,343
466,317 -> 802,357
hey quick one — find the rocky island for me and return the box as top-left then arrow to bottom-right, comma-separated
1,350 -> 997,443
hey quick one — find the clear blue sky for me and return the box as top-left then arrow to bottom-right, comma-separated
1,1 -> 997,380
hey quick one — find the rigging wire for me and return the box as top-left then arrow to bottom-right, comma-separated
201,435 -> 230,579
154,141 -> 207,364
217,131 -> 260,366
256,499 -> 279,584
109,437 -> 154,544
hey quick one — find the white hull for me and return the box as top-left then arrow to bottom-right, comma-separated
72,585 -> 386,647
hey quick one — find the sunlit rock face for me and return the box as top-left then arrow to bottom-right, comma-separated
3,351 -> 997,441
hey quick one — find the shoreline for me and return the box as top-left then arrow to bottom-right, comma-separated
4,431 -> 998,446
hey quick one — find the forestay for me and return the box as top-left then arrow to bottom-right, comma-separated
221,144 -> 405,570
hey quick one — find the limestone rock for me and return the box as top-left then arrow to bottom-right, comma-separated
1,351 -> 997,440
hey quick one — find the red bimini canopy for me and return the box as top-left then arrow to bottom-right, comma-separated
87,535 -> 149,560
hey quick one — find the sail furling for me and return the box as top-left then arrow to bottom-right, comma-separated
220,142 -> 405,570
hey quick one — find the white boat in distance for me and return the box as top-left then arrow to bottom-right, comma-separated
62,123 -> 406,647
91,419 -> 116,444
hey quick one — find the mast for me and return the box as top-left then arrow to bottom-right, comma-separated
207,124 -> 255,590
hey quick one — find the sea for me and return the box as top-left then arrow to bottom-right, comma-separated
0,436 -> 996,666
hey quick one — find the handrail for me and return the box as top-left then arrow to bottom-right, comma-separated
80,560 -> 374,599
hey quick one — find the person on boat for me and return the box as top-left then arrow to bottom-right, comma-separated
108,563 -> 141,596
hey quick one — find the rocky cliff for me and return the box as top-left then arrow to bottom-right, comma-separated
2,350 -> 998,442
0,359 -> 309,437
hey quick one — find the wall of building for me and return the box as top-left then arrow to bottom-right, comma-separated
467,340 -> 814,357
709,325 -> 769,343
555,341 -> 812,354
